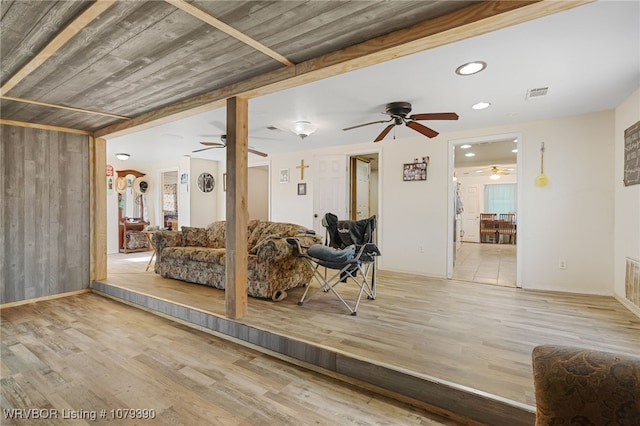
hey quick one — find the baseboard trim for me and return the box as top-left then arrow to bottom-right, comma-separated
614,293 -> 640,319
1,289 -> 91,309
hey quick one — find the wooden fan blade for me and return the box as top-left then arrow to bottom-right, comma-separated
343,118 -> 392,131
192,147 -> 216,153
248,147 -> 268,157
409,112 -> 459,121
374,124 -> 395,142
406,121 -> 439,138
200,141 -> 226,147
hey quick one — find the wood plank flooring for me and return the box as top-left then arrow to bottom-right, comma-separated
1,294 -> 462,426
102,252 -> 640,409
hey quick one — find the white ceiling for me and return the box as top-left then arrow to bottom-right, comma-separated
107,1 -> 640,166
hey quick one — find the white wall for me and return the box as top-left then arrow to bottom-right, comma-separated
262,109 -> 618,294
614,88 -> 640,300
188,158 -> 220,227
448,111 -> 615,294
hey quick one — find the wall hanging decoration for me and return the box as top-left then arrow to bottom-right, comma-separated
624,120 -> 640,186
180,173 -> 188,193
403,157 -> 428,181
106,164 -> 114,196
197,172 -> 215,193
535,142 -> 549,187
279,168 -> 290,184
115,176 -> 128,193
297,182 -> 307,196
296,159 -> 310,179
133,177 -> 149,194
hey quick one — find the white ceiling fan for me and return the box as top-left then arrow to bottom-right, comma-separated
476,165 -> 513,180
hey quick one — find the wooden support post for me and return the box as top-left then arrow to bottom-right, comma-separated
225,96 -> 249,319
91,137 -> 108,281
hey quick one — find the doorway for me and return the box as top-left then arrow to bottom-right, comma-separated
448,134 -> 520,287
350,154 -> 379,221
160,169 -> 179,230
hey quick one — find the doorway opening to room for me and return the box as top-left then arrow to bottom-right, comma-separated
449,134 -> 520,288
161,169 -> 179,229
349,153 -> 379,221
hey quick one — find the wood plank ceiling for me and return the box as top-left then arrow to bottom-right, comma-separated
1,0 -> 538,134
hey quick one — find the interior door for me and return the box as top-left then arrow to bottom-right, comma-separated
355,158 -> 370,220
460,183 -> 481,242
313,155 -> 347,236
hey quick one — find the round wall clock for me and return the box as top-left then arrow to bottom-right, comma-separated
197,172 -> 215,193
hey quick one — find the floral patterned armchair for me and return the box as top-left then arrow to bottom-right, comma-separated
532,344 -> 640,425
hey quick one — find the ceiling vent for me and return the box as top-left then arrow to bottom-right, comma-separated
525,87 -> 549,100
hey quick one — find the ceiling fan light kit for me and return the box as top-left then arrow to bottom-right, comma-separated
343,101 -> 459,143
292,121 -> 317,139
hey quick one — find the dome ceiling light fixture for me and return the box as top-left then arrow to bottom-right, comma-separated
115,153 -> 130,160
455,61 -> 487,76
292,121 -> 317,139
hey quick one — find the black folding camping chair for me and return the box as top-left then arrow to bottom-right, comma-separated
287,213 -> 380,315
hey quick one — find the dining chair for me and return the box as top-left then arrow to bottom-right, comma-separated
479,213 -> 497,243
497,218 -> 516,244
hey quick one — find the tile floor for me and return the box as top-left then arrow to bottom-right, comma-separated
453,241 -> 517,287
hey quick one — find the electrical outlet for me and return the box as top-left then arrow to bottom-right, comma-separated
559,260 -> 567,269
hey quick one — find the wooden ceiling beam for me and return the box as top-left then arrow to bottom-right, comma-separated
165,0 -> 294,67
0,0 -> 117,97
95,0 -> 592,139
0,119 -> 91,136
1,96 -> 131,120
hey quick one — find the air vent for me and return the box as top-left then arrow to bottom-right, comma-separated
525,87 -> 549,100
266,125 -> 280,131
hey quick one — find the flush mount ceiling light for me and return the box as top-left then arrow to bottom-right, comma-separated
115,153 -> 130,160
472,102 -> 491,110
465,152 -> 476,157
455,61 -> 487,76
460,144 -> 472,149
292,121 -> 317,139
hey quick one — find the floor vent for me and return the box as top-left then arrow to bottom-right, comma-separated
525,87 -> 549,100
625,257 -> 640,309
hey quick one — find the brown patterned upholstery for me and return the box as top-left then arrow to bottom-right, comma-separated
532,344 -> 640,426
152,221 -> 321,301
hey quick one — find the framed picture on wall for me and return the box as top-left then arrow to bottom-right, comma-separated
279,168 -> 290,184
403,162 -> 427,181
297,182 -> 306,196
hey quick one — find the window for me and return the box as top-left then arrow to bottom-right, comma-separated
484,183 -> 517,215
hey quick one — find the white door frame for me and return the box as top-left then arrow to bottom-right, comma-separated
446,133 -> 523,287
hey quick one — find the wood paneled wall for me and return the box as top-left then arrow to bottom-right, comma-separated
1,124 -> 90,303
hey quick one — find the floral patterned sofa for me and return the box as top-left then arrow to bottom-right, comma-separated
151,220 -> 321,301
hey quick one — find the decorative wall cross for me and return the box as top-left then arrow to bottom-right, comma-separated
296,159 -> 309,180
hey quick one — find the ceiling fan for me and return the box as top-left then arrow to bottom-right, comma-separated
193,135 -> 268,157
343,101 -> 459,142
477,165 -> 512,179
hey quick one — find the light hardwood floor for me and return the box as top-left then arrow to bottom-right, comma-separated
102,252 -> 640,409
1,294 -> 460,425
453,242 -> 516,287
